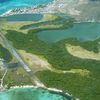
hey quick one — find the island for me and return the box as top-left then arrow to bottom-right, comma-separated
0,0 -> 100,100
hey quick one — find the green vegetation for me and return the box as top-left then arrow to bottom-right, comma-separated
36,70 -> 100,100
0,19 -> 7,26
0,44 -> 12,62
66,38 -> 100,53
5,30 -> 100,100
20,15 -> 74,30
4,16 -> 100,100
4,68 -> 33,88
5,31 -> 100,71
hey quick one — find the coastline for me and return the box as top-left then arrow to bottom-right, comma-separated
0,1 -> 54,17
10,85 -> 66,94
1,0 -> 100,23
0,85 -> 78,99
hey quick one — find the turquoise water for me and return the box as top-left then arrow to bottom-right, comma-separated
0,88 -> 72,100
38,22 -> 100,43
20,14 -> 69,29
0,14 -> 43,21
0,0 -> 53,14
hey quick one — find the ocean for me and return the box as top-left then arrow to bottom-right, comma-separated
0,87 -> 71,100
0,0 -> 53,14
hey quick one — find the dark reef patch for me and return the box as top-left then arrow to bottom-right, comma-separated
0,0 -> 11,3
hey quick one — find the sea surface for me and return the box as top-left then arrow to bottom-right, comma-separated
0,0 -> 53,14
0,88 -> 72,100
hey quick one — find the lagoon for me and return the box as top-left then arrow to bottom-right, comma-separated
0,14 -> 43,21
37,22 -> 100,43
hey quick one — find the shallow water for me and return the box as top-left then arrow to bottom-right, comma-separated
38,22 -> 100,43
0,88 -> 72,100
0,0 -> 53,14
20,15 -> 68,29
0,14 -> 43,21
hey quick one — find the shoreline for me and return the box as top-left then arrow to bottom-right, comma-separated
10,85 -> 65,94
0,0 -> 54,16
0,1 -> 54,17
0,85 -> 78,100
1,0 -> 100,23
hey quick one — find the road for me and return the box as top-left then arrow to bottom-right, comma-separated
0,32 -> 45,87
0,33 -> 31,72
